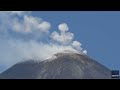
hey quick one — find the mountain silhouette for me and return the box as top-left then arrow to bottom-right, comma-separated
0,51 -> 111,79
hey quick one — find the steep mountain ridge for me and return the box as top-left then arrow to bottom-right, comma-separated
0,52 -> 111,79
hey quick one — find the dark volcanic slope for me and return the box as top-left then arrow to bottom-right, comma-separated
0,53 -> 111,79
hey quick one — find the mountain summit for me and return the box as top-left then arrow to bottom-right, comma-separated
0,51 -> 111,79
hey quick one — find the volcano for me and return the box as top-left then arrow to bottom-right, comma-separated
0,51 -> 111,79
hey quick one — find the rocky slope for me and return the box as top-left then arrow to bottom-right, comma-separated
0,52 -> 111,79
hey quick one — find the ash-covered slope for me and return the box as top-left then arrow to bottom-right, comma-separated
0,52 -> 111,79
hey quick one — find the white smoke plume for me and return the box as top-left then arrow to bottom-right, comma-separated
58,23 -> 69,32
50,23 -> 74,45
0,11 -> 87,73
72,41 -> 83,51
83,50 -> 87,55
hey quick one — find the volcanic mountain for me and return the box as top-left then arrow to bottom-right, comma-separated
0,51 -> 111,79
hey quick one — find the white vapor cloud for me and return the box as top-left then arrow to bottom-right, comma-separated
0,11 -> 87,73
50,31 -> 74,45
13,15 -> 50,33
50,23 -> 74,45
38,21 -> 51,33
0,38 -> 77,71
58,23 -> 69,32
0,11 -> 51,34
72,41 -> 83,51
83,50 -> 87,55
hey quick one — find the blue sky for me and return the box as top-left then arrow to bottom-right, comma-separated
0,11 -> 120,73
32,11 -> 120,70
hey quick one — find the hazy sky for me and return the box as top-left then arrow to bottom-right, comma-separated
0,11 -> 120,73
